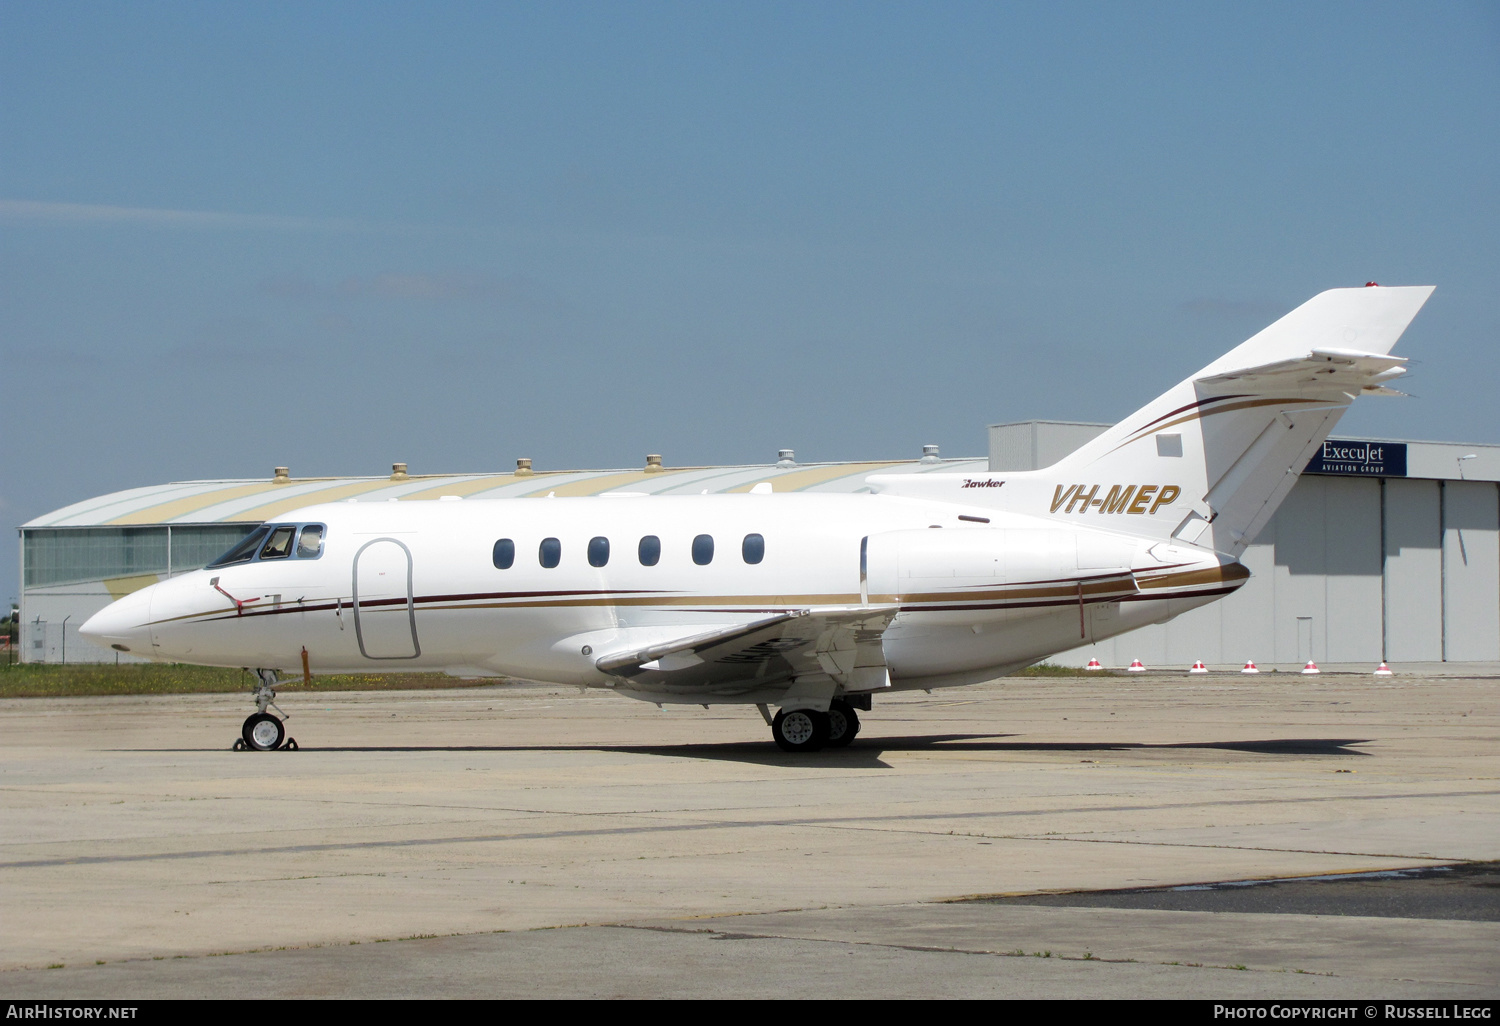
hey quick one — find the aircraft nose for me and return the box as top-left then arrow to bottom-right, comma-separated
79,585 -> 155,655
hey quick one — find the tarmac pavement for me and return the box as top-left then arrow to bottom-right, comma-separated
1,671 -> 1496,998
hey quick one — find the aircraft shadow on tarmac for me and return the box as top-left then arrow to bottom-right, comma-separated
168,734 -> 1373,769
601,734 -> 1375,767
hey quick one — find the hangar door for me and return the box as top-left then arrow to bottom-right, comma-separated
1443,482 -> 1500,661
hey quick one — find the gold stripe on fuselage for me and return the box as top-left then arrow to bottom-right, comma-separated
152,564 -> 1245,628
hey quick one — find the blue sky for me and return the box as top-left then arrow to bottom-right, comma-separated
3,1 -> 1498,602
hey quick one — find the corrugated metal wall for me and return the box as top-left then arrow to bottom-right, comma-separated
1385,479 -> 1442,661
1444,482 -> 1500,660
988,421 -> 1110,472
1064,477 -> 1500,667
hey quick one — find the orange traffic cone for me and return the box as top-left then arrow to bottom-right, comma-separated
1127,659 -> 1146,672
1189,660 -> 1208,674
1085,657 -> 1104,671
1374,661 -> 1393,676
1241,660 -> 1260,674
1301,660 -> 1320,675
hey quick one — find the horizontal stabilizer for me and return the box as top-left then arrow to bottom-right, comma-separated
1196,348 -> 1407,395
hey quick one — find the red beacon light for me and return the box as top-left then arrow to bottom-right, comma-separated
1365,281 -> 1380,287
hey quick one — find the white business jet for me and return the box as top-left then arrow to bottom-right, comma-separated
81,285 -> 1432,752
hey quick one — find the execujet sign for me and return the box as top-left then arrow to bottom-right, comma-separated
1304,440 -> 1407,477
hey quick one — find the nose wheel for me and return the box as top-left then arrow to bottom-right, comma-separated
241,712 -> 286,751
232,669 -> 297,751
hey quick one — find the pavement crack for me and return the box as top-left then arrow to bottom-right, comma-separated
611,923 -> 1300,974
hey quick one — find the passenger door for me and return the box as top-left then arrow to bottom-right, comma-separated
352,538 -> 420,659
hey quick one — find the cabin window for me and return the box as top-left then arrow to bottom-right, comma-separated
493,538 -> 515,570
539,537 -> 561,568
692,534 -> 714,565
638,535 -> 661,566
588,536 -> 610,567
259,526 -> 296,560
296,524 -> 324,559
742,533 -> 765,564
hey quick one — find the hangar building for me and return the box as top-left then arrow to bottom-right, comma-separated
987,423 -> 1500,669
16,429 -> 1500,668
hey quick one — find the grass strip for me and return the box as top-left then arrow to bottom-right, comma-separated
0,658 -> 1104,698
0,663 -> 502,698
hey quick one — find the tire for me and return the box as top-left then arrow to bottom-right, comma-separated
243,712 -> 285,751
826,701 -> 860,748
772,708 -> 829,753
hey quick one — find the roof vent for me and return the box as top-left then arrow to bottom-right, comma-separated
919,444 -> 942,465
515,457 -> 534,477
272,467 -> 291,484
776,449 -> 796,468
644,454 -> 664,473
390,463 -> 409,481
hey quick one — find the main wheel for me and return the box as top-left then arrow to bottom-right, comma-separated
772,708 -> 829,753
826,700 -> 860,748
242,712 -> 285,751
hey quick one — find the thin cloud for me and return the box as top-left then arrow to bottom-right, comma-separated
264,271 -> 570,312
0,199 -> 376,233
346,272 -> 556,304
0,345 -> 102,367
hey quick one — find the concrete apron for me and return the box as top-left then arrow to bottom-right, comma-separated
0,673 -> 1495,992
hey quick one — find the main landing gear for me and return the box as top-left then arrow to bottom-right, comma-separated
770,698 -> 861,753
826,700 -> 860,748
233,669 -> 297,751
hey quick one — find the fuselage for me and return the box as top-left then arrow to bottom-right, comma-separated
81,491 -> 1246,700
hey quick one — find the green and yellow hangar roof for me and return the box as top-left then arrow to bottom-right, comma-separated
24,455 -> 989,530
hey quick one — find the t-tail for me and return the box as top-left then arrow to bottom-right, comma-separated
868,285 -> 1434,556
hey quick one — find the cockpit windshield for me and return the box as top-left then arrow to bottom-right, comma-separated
208,526 -> 273,568
259,526 -> 296,560
207,523 -> 327,569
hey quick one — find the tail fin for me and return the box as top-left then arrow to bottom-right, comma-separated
868,285 -> 1434,555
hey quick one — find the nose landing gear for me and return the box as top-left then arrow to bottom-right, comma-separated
232,668 -> 298,751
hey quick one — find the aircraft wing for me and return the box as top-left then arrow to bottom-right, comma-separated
1196,349 -> 1409,396
594,605 -> 900,695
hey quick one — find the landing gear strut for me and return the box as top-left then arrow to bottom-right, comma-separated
234,668 -> 297,751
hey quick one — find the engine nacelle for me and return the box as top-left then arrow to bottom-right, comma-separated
864,527 -> 1140,603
